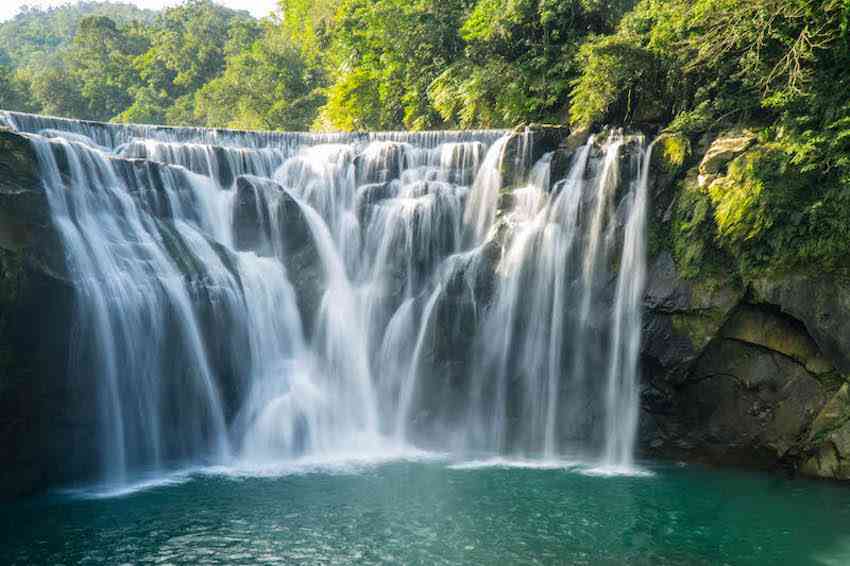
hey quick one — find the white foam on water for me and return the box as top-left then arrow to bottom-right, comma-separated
447,457 -> 584,471
580,464 -> 655,478
56,468 -> 201,500
447,456 -> 655,478
213,445 -> 448,478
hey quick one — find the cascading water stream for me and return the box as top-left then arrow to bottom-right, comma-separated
601,139 -> 655,470
2,109 -> 653,487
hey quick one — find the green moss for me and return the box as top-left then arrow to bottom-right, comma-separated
646,212 -> 670,260
658,133 -> 689,171
670,176 -> 731,279
671,308 -> 726,352
662,131 -> 850,282
813,371 -> 850,392
703,143 -> 850,277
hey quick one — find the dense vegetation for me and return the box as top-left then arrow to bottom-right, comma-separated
0,0 -> 640,129
1,0 -> 849,276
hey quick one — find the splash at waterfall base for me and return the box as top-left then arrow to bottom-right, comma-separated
0,112 -> 848,500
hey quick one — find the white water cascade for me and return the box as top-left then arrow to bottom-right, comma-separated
2,110 -> 653,485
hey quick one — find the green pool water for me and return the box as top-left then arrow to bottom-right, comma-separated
2,458 -> 849,565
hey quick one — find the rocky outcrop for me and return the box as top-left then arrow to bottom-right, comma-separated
801,384 -> 850,479
697,130 -> 755,188
500,124 -> 570,190
642,251 -> 743,379
233,175 -> 323,335
639,130 -> 850,480
0,129 -> 51,252
751,276 -> 850,374
0,132 -> 96,498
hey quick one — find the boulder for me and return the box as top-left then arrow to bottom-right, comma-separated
801,384 -> 850,480
698,130 -> 755,182
233,175 -> 314,259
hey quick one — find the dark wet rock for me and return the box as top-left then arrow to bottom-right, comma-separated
677,339 -> 826,459
355,181 -> 394,224
354,142 -> 408,185
500,125 -> 569,189
0,247 -> 98,500
0,129 -> 50,252
233,176 -> 275,255
233,175 -> 313,260
642,251 -> 743,381
232,175 -> 322,335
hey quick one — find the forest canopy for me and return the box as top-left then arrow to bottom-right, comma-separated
0,0 -> 846,138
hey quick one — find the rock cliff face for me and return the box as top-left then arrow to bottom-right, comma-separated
0,130 -> 95,498
639,132 -> 850,480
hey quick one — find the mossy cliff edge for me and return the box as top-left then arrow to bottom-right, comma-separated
641,130 -> 850,480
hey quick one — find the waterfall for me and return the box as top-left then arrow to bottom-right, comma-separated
2,109 -> 652,485
461,132 -> 651,466
602,139 -> 655,469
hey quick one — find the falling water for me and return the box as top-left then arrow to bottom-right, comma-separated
1,110 -> 652,485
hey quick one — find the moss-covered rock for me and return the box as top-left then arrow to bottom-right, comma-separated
801,384 -> 850,479
698,130 -> 755,183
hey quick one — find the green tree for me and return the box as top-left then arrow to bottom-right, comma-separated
121,0 -> 260,125
194,24 -> 325,130
430,0 -> 635,128
0,52 -> 32,112
61,16 -> 149,121
319,0 -> 472,130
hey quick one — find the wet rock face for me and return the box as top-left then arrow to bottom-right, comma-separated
642,251 -> 743,379
0,248 -> 96,500
234,175 -> 314,259
499,125 -> 570,190
641,298 -> 836,471
751,276 -> 850,374
0,129 -> 50,252
233,175 -> 322,335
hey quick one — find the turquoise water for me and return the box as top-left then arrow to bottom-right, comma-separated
2,458 -> 850,565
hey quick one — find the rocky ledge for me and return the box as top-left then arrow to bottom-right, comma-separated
639,131 -> 850,480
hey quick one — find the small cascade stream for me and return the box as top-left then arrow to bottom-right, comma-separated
2,110 -> 653,487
